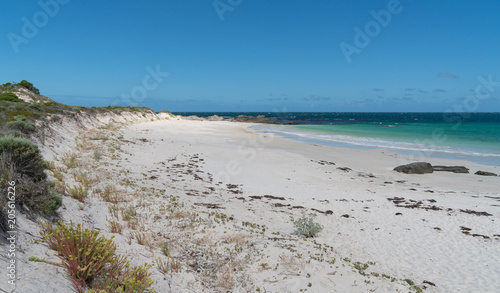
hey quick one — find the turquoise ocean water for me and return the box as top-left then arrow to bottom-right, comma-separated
173,112 -> 500,166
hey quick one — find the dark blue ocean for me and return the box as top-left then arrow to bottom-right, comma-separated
173,112 -> 500,166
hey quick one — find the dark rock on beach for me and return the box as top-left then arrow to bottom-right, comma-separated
394,163 -> 474,174
394,162 -> 433,174
474,170 -> 498,176
433,165 -> 469,173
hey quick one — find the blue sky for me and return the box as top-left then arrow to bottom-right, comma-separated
1,0 -> 500,112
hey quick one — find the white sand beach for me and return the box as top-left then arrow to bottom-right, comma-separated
123,119 -> 500,292
2,116 -> 499,292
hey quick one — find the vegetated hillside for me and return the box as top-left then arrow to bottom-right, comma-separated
0,81 -> 64,235
0,80 -> 159,123
0,80 -> 167,234
0,80 -> 167,155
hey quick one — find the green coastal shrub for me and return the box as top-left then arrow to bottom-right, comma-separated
0,152 -> 60,226
40,221 -> 117,291
0,136 -> 46,181
0,129 -> 24,138
0,92 -> 24,103
18,80 -> 40,95
291,213 -> 324,238
39,186 -> 63,215
26,103 -> 43,112
5,120 -> 36,135
40,221 -> 155,293
0,82 -> 14,91
0,137 -> 52,224
43,101 -> 57,106
6,103 -> 28,112
14,115 -> 30,122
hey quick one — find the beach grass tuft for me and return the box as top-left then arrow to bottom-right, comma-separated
67,184 -> 88,202
60,152 -> 79,169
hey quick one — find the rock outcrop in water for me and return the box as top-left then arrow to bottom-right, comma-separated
230,115 -> 275,123
181,114 -> 278,123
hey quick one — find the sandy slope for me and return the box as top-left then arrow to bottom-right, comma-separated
1,117 -> 499,292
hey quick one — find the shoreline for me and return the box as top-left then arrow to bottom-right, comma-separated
250,123 -> 500,167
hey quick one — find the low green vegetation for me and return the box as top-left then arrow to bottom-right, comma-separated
290,213 -> 324,238
38,185 -> 63,215
40,221 -> 155,293
0,80 -> 41,95
0,92 -> 24,103
0,80 -> 158,124
0,81 -> 65,232
0,87 -> 49,230
67,184 -> 89,203
0,136 -> 47,180
0,134 -> 62,231
17,80 -> 40,95
4,115 -> 36,135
